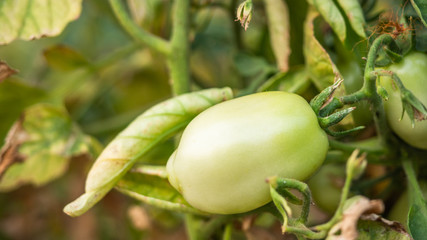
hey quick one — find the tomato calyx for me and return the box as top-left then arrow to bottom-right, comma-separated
310,80 -> 365,137
375,69 -> 427,126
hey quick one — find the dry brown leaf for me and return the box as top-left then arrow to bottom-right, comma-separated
0,61 -> 17,82
0,119 -> 28,178
327,196 -> 384,240
128,205 -> 152,230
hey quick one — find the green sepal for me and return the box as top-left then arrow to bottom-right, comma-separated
400,89 -> 427,127
319,107 -> 356,128
310,79 -> 343,115
377,85 -> 389,101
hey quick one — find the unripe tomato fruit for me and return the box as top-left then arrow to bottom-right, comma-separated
166,92 -> 329,214
308,164 -> 345,214
381,52 -> 427,150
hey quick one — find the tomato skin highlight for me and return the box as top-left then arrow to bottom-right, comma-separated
167,91 -> 329,214
381,52 -> 427,150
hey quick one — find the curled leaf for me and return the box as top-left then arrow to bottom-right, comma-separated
327,196 -> 384,240
307,0 -> 346,43
116,171 -> 207,215
303,7 -> 343,92
410,0 -> 427,27
336,0 -> 367,38
264,0 -> 291,72
357,214 -> 411,240
64,88 -> 233,217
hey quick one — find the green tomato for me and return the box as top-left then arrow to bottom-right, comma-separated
380,52 -> 427,149
388,181 -> 427,227
167,91 -> 329,214
308,164 -> 346,214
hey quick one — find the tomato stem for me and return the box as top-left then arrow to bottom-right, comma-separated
361,34 -> 397,150
169,0 -> 191,95
109,0 -> 191,95
313,150 -> 363,233
108,0 -> 171,56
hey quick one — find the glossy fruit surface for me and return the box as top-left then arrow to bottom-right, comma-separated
381,52 -> 427,149
167,91 -> 328,214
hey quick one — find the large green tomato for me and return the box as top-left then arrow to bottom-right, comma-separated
380,52 -> 427,149
167,91 -> 329,214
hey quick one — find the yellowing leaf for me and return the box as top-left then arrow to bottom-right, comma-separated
0,104 -> 101,191
0,0 -> 82,45
264,0 -> 291,72
303,7 -> 342,91
64,88 -> 233,217
307,0 -> 346,43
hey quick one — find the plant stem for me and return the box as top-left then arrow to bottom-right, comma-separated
314,166 -> 353,232
185,214 -> 203,240
108,0 -> 171,55
169,0 -> 191,95
360,34 -> 396,150
202,215 -> 233,238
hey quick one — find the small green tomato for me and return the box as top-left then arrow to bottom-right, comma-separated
380,52 -> 427,150
167,91 -> 329,214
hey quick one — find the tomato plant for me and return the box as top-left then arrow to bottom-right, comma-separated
2,0 -> 427,239
380,52 -> 427,150
167,91 -> 328,214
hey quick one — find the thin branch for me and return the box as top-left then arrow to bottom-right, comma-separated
109,0 -> 171,56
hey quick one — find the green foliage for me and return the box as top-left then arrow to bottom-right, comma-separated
116,171 -> 207,215
410,0 -> 427,27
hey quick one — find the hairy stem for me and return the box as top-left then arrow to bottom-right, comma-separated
314,163 -> 353,232
360,34 -> 396,150
169,0 -> 191,95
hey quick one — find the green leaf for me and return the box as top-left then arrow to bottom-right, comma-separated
258,67 -> 310,94
234,53 -> 273,78
303,7 -> 342,91
357,217 -> 411,240
0,103 -> 101,192
0,0 -> 82,45
410,0 -> 427,27
264,0 -> 291,72
307,0 -> 346,43
43,45 -> 90,71
402,159 -> 427,240
336,0 -> 366,38
64,88 -> 234,217
116,171 -> 207,215
0,79 -> 47,146
408,201 -> 427,239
